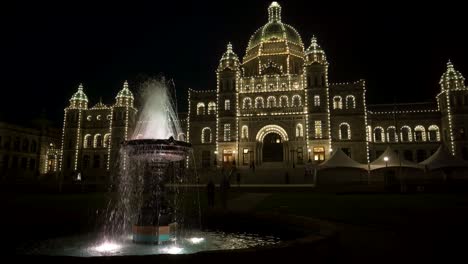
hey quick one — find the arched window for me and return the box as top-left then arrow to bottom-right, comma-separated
346,95 -> 356,109
208,102 -> 216,115
241,125 -> 249,139
374,127 -> 385,143
94,134 -> 103,148
93,154 -> 100,168
387,126 -> 398,143
201,127 -> 212,143
428,125 -> 440,142
279,95 -> 289,107
296,124 -> 304,137
21,139 -> 29,152
255,97 -> 264,108
31,140 -> 37,153
84,134 -> 92,148
339,123 -> 351,140
197,102 -> 205,115
178,133 -> 186,141
414,125 -> 426,142
243,97 -> 252,109
292,95 -> 302,107
103,133 -> 111,148
267,96 -> 276,108
401,126 -> 413,142
333,96 -> 343,109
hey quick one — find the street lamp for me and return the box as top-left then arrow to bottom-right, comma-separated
384,156 -> 389,168
214,150 -> 218,166
308,148 -> 312,162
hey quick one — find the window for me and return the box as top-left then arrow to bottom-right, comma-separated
414,125 -> 426,142
374,127 -> 385,143
269,84 -> 274,90
339,123 -> 351,140
401,126 -> 413,142
103,134 -> 111,148
31,140 -> 37,153
387,126 -> 397,143
292,95 -> 301,107
346,95 -> 356,109
201,127 -> 211,143
459,127 -> 466,140
333,96 -> 343,109
315,121 -> 322,139
243,148 -> 250,165
29,159 -> 36,171
296,124 -> 304,137
255,97 -> 264,108
224,124 -> 231,141
297,148 -> 303,164
13,137 -> 20,151
313,147 -> 325,161
428,125 -> 440,141
243,97 -> 252,109
224,100 -> 230,110
256,84 -> 262,90
201,151 -> 211,168
20,157 -> 27,169
22,139 -> 29,152
93,155 -> 100,168
94,134 -> 103,148
196,102 -> 205,115
84,134 -> 92,148
267,96 -> 276,108
241,125 -> 249,139
314,95 -> 320,107
281,83 -> 287,89
207,102 -> 216,115
279,95 -> 288,107
83,155 -> 90,169
245,85 -> 250,91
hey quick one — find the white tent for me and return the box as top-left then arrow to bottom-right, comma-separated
318,148 -> 367,170
420,145 -> 468,170
370,146 -> 422,170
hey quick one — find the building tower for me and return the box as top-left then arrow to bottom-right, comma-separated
304,36 -> 331,161
216,43 -> 240,165
438,61 -> 468,159
60,84 -> 88,179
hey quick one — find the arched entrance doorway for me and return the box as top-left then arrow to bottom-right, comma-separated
263,133 -> 283,162
256,125 -> 289,163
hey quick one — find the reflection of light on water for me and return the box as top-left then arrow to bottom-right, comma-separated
188,237 -> 204,244
163,246 -> 183,254
94,242 -> 121,253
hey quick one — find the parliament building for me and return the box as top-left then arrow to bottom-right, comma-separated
57,2 -> 468,182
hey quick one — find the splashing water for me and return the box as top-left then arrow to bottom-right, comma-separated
131,78 -> 183,140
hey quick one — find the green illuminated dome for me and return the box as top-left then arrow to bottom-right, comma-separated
115,80 -> 134,107
440,60 -> 465,91
69,83 -> 88,109
218,43 -> 240,71
243,2 -> 305,77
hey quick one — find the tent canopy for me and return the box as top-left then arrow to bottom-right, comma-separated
420,145 -> 468,170
370,146 -> 422,170
318,148 -> 367,170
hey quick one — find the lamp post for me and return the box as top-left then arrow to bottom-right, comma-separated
308,148 -> 312,162
232,150 -> 237,166
384,156 -> 389,168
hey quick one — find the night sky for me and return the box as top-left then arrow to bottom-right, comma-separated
3,0 -> 467,126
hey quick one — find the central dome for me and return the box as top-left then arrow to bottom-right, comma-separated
243,2 -> 305,77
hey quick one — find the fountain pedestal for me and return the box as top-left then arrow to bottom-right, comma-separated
123,137 -> 191,244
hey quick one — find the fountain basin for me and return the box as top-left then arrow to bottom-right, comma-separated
123,137 -> 191,162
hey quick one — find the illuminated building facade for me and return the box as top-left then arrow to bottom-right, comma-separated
187,2 -> 468,169
58,2 -> 468,182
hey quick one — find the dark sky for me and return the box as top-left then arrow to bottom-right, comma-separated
3,0 -> 467,126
